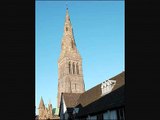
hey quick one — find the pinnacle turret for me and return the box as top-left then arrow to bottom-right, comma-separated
39,96 -> 45,108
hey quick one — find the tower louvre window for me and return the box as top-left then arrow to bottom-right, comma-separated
75,84 -> 76,91
76,63 -> 79,74
69,62 -> 71,74
73,62 -> 75,74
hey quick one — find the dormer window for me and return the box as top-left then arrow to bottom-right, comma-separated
101,80 -> 116,95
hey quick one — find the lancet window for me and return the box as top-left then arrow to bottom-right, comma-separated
73,62 -> 75,74
76,63 -> 79,74
69,62 -> 71,74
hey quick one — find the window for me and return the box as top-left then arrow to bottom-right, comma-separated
103,110 -> 117,120
73,62 -> 75,74
97,113 -> 103,120
87,115 -> 96,120
66,27 -> 68,31
117,107 -> 125,120
110,110 -> 117,119
69,62 -> 71,74
75,84 -> 76,91
72,41 -> 74,48
76,63 -> 79,74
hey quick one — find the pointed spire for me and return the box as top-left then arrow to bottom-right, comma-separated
65,6 -> 71,27
59,2 -> 79,58
39,96 -> 45,108
49,99 -> 51,105
48,100 -> 52,111
62,4 -> 77,47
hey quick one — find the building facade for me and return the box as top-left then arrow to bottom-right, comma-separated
57,8 -> 85,108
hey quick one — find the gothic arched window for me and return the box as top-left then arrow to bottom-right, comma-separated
69,62 -> 71,74
76,63 -> 79,74
73,62 -> 75,74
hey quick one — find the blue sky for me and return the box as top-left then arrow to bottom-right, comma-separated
36,1 -> 124,114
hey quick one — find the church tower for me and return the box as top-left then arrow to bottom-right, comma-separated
57,7 -> 85,108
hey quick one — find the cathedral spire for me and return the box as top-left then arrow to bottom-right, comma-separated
39,96 -> 45,108
61,4 -> 77,52
57,5 -> 85,108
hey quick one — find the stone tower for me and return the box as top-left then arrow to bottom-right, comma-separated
57,7 -> 85,108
